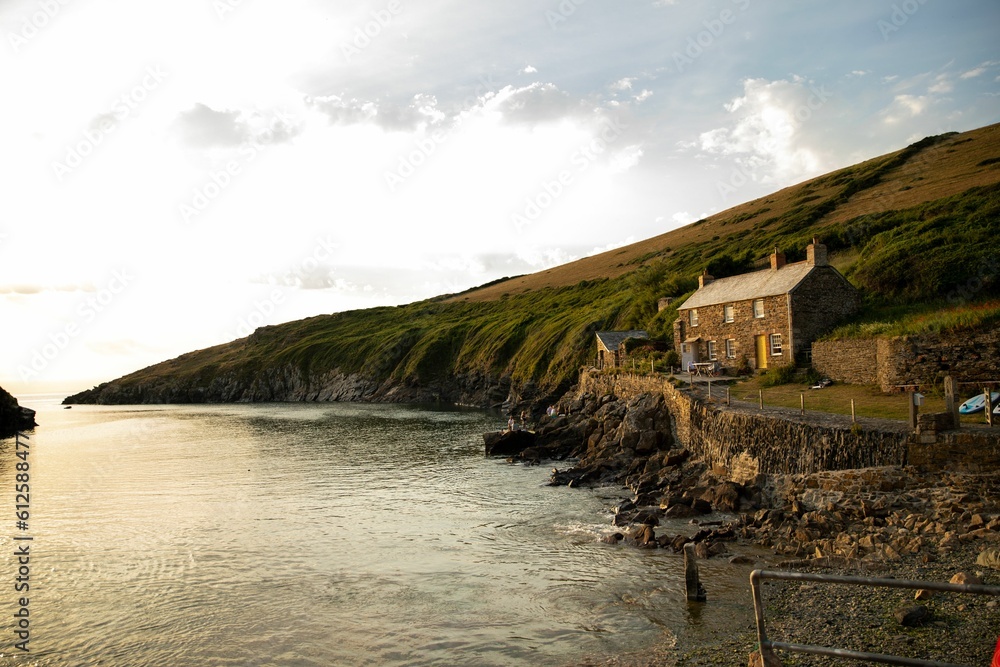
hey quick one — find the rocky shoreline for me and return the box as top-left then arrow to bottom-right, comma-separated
489,384 -> 1000,665
0,385 -> 36,438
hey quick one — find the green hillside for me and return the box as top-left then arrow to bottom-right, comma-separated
66,124 -> 1000,404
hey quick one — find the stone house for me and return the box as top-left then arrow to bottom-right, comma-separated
672,240 -> 859,372
595,330 -> 648,369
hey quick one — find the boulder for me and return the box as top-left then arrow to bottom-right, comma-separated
976,547 -> 1000,570
893,604 -> 931,627
483,429 -> 536,457
949,571 -> 984,586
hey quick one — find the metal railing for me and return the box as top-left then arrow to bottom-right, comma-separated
750,569 -> 1000,666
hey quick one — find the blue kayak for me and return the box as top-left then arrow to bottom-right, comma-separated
959,391 -> 1000,414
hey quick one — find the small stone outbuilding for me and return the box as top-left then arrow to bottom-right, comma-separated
595,330 -> 648,369
673,240 -> 858,373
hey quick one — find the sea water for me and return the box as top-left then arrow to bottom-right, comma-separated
0,399 -> 754,666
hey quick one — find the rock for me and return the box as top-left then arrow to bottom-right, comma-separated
729,555 -> 756,565
894,604 -> 931,627
483,429 -> 536,457
600,532 -> 624,545
914,589 -> 934,601
976,547 -> 1000,570
748,649 -> 782,667
949,572 -> 984,586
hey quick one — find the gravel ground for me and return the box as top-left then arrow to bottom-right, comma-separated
578,541 -> 998,667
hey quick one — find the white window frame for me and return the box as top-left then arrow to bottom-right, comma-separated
689,309 -> 699,327
723,303 -> 734,323
707,340 -> 717,361
770,333 -> 783,356
753,299 -> 765,319
725,339 -> 736,359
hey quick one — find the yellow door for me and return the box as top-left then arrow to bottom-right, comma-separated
755,335 -> 768,370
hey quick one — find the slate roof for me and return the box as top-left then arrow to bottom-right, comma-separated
595,330 -> 648,351
678,262 -> 816,310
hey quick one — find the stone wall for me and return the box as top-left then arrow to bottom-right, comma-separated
812,339 -> 879,385
578,373 -> 909,483
908,428 -> 1000,473
813,329 -> 1000,392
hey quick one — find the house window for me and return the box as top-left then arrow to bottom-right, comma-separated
753,299 -> 765,319
707,340 -> 717,361
689,309 -> 699,327
770,333 -> 783,356
723,304 -> 734,323
725,339 -> 736,359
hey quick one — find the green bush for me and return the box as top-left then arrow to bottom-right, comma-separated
760,364 -> 797,387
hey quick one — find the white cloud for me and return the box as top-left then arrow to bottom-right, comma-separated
960,61 -> 998,79
521,65 -> 538,74
612,77 -> 636,91
671,211 -> 696,225
634,89 -> 654,103
882,94 -> 930,124
696,78 -> 828,185
611,144 -> 644,172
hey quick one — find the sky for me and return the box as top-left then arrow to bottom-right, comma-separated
1,0 -> 998,395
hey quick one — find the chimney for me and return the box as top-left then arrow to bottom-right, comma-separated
770,247 -> 786,271
698,270 -> 714,288
807,237 -> 828,266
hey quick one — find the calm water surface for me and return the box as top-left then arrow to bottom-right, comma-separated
0,399 -> 753,666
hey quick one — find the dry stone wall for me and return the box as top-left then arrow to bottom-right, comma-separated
813,329 -> 1000,392
578,373 -> 909,483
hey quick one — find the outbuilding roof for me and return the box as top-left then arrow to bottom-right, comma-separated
595,330 -> 648,351
678,262 -> 815,310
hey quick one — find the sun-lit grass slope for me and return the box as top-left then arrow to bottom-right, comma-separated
452,123 -> 1000,303
68,123 -> 1000,403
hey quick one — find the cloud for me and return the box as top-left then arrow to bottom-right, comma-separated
611,144 -> 644,172
521,65 -> 538,74
612,77 -> 636,91
671,211 -> 697,225
495,82 -> 576,125
928,74 -> 953,94
172,104 -> 302,149
696,78 -> 828,184
0,283 -> 96,294
960,60 -> 998,79
173,103 -> 248,148
307,93 -> 444,131
634,89 -> 653,103
882,94 -> 930,124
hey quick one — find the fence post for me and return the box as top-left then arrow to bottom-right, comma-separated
987,388 -> 994,427
708,379 -> 712,399
908,391 -> 918,430
759,389 -> 763,410
944,376 -> 960,428
727,386 -> 731,406
851,399 -> 856,424
800,392 -> 804,416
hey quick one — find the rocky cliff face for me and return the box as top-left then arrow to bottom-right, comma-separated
64,364 -> 520,409
0,386 -> 36,438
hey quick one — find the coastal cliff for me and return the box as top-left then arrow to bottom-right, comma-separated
0,386 -> 36,438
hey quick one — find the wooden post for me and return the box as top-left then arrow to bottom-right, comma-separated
944,376 -> 959,429
908,391 -> 918,430
851,399 -> 856,424
800,392 -> 804,416
758,389 -> 763,410
986,388 -> 994,427
683,543 -> 707,602
726,386 -> 731,406
708,379 -> 712,399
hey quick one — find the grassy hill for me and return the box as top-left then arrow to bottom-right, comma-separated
67,123 -> 1000,404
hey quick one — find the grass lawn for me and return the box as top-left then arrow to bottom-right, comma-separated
730,377 -> 996,425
